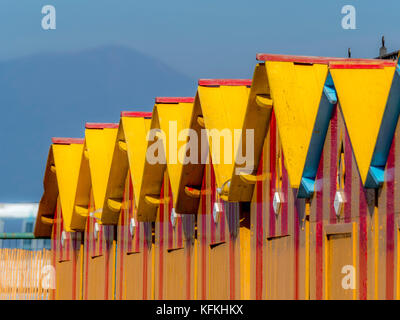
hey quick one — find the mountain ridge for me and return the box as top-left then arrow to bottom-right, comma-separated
0,45 -> 196,202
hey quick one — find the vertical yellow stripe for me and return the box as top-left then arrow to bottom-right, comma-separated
111,239 -> 116,300
396,226 -> 400,300
324,231 -> 328,300
374,206 -> 379,299
397,227 -> 400,300
305,201 -> 310,300
194,238 -> 198,300
352,222 -> 357,300
79,242 -> 84,300
151,242 -> 155,300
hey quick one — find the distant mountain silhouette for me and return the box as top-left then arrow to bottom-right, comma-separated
0,45 -> 196,202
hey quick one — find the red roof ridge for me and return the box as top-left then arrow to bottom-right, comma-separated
256,53 -> 392,65
155,97 -> 195,104
51,137 -> 84,145
85,123 -> 119,129
198,79 -> 252,87
120,111 -> 152,118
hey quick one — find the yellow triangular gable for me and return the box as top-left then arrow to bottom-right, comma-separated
137,106 -> 166,222
137,98 -> 194,221
102,112 -> 152,225
265,60 -> 329,189
156,99 -> 194,208
123,115 -> 152,204
330,62 -> 396,185
72,124 -> 118,228
34,146 -> 58,237
50,138 -> 84,232
84,124 -> 119,211
229,65 -> 273,201
197,80 -> 251,201
175,96 -> 205,214
35,139 -> 85,237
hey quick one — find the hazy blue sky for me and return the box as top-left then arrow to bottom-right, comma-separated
0,0 -> 399,78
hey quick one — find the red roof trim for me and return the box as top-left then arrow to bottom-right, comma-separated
120,111 -> 152,118
198,79 -> 252,87
51,137 -> 84,145
329,61 -> 397,69
256,53 -> 389,65
85,123 -> 119,129
155,97 -> 195,104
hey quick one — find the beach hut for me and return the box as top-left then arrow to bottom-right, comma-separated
103,111 -> 153,300
251,53 -> 400,300
328,59 -> 400,299
136,97 -> 197,299
34,137 -> 84,300
72,123 -> 119,300
175,80 -> 258,299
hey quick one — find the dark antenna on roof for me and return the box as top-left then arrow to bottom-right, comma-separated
347,48 -> 351,58
379,35 -> 387,58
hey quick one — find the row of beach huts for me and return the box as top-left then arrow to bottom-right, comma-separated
33,53 -> 400,300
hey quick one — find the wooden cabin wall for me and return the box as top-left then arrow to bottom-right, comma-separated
116,172 -> 152,300
196,162 -> 245,300
250,111 -> 307,300
249,105 -> 400,300
48,100 -> 400,301
375,109 -> 400,300
82,192 -> 115,300
154,171 -> 196,300
51,197 -> 82,300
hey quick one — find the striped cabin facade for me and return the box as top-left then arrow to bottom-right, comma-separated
52,198 -> 83,300
33,54 -> 400,300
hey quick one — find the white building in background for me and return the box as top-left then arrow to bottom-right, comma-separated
0,203 -> 50,250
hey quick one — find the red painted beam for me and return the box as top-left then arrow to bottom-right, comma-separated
198,79 -> 252,87
85,123 -> 119,129
51,137 -> 85,145
256,53 -> 396,66
120,111 -> 152,118
155,97 -> 195,104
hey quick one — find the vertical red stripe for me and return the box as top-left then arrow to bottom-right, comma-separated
281,153 -> 288,235
51,205 -> 57,300
330,107 -> 338,224
84,217 -> 90,299
210,166 -> 216,244
229,237 -> 235,299
91,217 -> 96,257
186,244 -> 191,299
135,223 -> 140,252
72,234 -> 77,300
65,219 -> 70,261
220,200 -> 226,242
344,133 -> 352,223
104,226 -> 110,300
119,189 -> 126,300
167,181 -> 173,249
128,176 -> 134,253
158,182 -> 164,300
142,234 -> 148,300
60,208 -> 64,261
177,214 -> 183,249
386,139 -> 395,299
269,112 -> 276,237
201,173 -> 207,299
294,200 -> 299,300
255,154 -> 263,300
359,184 -> 368,299
99,225 -> 103,256
315,152 -> 324,300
